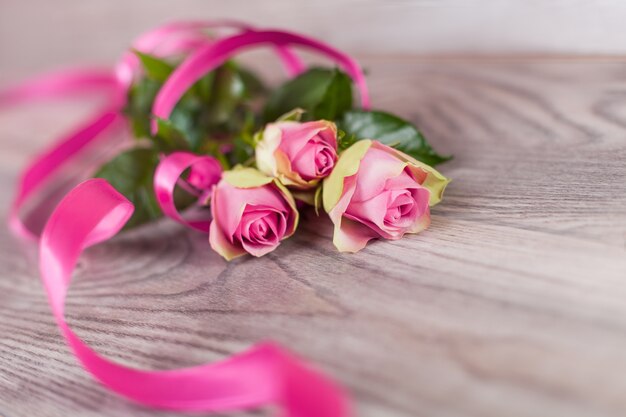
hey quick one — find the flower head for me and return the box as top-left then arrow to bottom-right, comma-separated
323,140 -> 450,252
209,168 -> 299,260
256,120 -> 338,190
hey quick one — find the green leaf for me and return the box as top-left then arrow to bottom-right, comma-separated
124,59 -> 266,154
125,77 -> 161,139
191,70 -> 216,102
169,97 -> 205,149
237,66 -> 267,98
201,141 -> 231,170
94,148 -> 161,229
314,70 -> 353,120
336,129 -> 356,150
230,136 -> 254,167
263,68 -> 353,122
166,62 -> 256,151
338,110 -> 451,166
134,50 -> 174,82
206,62 -> 246,126
154,118 -> 192,151
228,110 -> 257,167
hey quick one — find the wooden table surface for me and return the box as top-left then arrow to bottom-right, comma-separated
1,57 -> 626,417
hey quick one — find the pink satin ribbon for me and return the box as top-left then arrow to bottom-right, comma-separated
152,29 -> 370,133
40,178 -> 348,415
4,21 -> 306,240
2,20 -> 367,416
1,69 -> 125,241
115,20 -> 305,88
153,151 -> 222,232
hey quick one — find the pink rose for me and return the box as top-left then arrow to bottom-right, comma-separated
255,120 -> 338,189
322,140 -> 450,252
209,168 -> 299,260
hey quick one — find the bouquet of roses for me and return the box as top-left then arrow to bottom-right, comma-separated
87,24 -> 451,261
2,21 -> 452,417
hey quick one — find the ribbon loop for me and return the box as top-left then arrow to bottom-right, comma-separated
152,29 -> 370,134
4,20 -> 307,240
154,151 -> 222,232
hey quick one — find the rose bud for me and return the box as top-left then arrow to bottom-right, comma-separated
255,120 -> 338,190
322,140 -> 450,253
209,168 -> 299,260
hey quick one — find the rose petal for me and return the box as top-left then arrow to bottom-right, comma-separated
327,175 -> 357,228
241,240 -> 281,257
370,141 -> 450,206
323,140 -> 372,213
408,205 -> 431,234
237,209 -> 274,242
314,142 -> 336,177
345,191 -> 390,235
241,205 -> 288,238
384,169 -> 421,191
344,190 -> 413,239
333,217 -> 377,253
328,174 -> 380,252
338,168 -> 432,241
278,120 -> 337,159
272,179 -> 299,238
317,122 -> 338,148
385,191 -> 415,228
289,142 -> 319,180
240,212 -> 282,257
351,146 -> 406,202
287,139 -> 337,181
255,124 -> 282,177
214,181 -> 289,238
408,186 -> 430,219
209,218 -> 246,261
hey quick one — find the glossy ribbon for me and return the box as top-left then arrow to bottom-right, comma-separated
115,20 -> 305,88
153,29 -> 370,133
40,178 -> 348,415
4,20 -> 305,240
2,20 -> 367,416
1,69 -> 124,241
153,151 -> 222,232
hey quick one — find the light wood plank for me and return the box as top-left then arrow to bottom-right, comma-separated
1,58 -> 626,417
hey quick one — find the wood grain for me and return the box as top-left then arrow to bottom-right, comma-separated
1,58 -> 626,417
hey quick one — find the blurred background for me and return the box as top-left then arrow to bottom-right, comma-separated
1,0 -> 625,77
